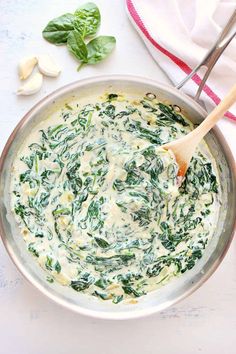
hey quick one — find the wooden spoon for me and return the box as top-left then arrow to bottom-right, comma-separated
163,84 -> 236,178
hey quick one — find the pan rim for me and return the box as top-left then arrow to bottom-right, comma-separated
0,74 -> 235,320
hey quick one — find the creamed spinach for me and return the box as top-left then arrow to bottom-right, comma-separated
11,92 -> 220,304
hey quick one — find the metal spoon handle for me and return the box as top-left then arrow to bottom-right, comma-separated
176,9 -> 236,101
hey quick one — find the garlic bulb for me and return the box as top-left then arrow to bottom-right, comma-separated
17,73 -> 43,95
18,56 -> 38,80
37,54 -> 61,77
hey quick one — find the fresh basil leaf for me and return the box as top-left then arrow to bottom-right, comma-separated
86,36 -> 116,64
67,30 -> 88,62
42,13 -> 75,45
74,2 -> 101,38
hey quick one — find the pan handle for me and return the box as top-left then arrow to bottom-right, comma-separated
176,9 -> 236,101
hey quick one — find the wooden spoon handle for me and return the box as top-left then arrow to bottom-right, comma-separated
163,84 -> 236,178
190,84 -> 236,145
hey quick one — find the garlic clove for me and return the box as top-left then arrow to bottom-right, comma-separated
17,73 -> 43,95
18,56 -> 38,80
37,54 -> 61,77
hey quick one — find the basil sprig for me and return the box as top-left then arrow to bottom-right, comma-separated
42,2 -> 116,70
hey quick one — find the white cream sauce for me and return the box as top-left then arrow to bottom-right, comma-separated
10,93 -> 220,303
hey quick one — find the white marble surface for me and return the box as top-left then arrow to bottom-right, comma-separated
0,1 -> 236,354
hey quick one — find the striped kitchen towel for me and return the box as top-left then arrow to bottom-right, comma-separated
126,0 -> 236,121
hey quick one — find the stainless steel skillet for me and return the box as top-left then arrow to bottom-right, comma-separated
0,12 -> 235,320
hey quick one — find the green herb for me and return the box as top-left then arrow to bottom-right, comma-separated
126,120 -> 162,144
93,290 -> 109,300
122,285 -> 143,297
46,276 -> 54,283
55,260 -> 61,273
67,30 -> 88,63
74,2 -> 101,38
28,243 -> 39,257
107,93 -> 118,101
69,34 -> 116,71
86,36 -> 116,65
42,14 -> 75,45
94,237 -> 110,248
112,295 -> 123,304
157,103 -> 189,127
94,277 -> 110,289
42,2 -> 116,71
71,272 -> 94,291
45,255 -> 53,271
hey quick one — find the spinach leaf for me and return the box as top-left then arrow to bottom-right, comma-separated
94,237 -> 110,248
74,2 -> 101,38
131,206 -> 151,227
93,290 -> 109,300
107,93 -> 118,101
42,14 -> 75,45
86,36 -> 116,64
181,248 -> 202,273
55,260 -> 61,273
15,203 -> 31,227
157,103 -> 189,127
71,272 -> 94,291
67,30 -> 88,62
94,277 -> 110,289
113,295 -> 123,304
66,161 -> 83,196
122,285 -> 143,297
52,206 -> 71,217
126,120 -> 162,144
85,197 -> 106,231
100,104 -> 116,119
146,256 -> 181,278
42,4 -> 116,71
28,243 -> 39,258
86,253 -> 135,267
45,256 -> 53,271
180,158 -> 218,197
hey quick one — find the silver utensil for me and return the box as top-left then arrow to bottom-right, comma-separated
177,9 -> 236,102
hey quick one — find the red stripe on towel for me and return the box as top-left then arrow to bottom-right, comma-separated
126,0 -> 236,122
